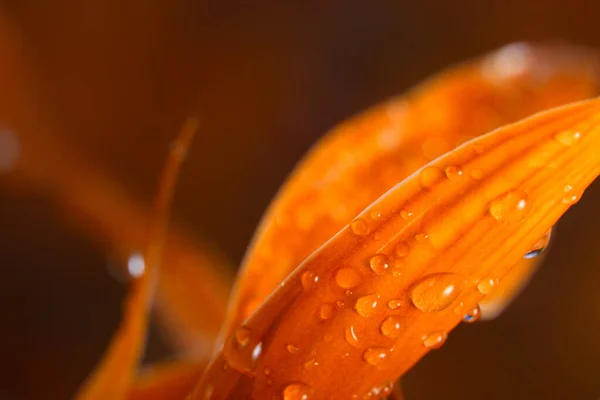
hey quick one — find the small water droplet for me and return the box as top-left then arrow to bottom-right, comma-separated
351,218 -> 370,235
355,294 -> 380,317
127,252 -> 145,278
489,190 -> 528,222
463,304 -> 481,323
344,324 -> 364,348
387,299 -> 402,310
303,359 -> 318,371
562,194 -> 580,205
423,331 -> 447,349
419,166 -> 444,190
287,344 -> 299,354
264,367 -> 272,376
283,382 -> 313,400
524,229 -> 552,259
380,316 -> 403,338
414,233 -> 429,242
335,268 -> 362,289
363,347 -> 391,366
395,242 -> 410,257
410,273 -> 463,312
301,270 -> 318,291
470,169 -> 484,180
554,130 -> 581,146
400,210 -> 413,220
234,327 -> 252,348
369,254 -> 391,274
477,276 -> 499,294
318,304 -> 335,320
370,210 -> 382,220
445,165 -> 464,181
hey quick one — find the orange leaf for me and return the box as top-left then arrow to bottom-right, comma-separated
193,98 -> 600,399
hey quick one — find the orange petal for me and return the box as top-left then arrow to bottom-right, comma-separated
478,228 -> 552,319
193,98 -> 600,399
75,119 -> 197,400
220,42 -> 600,343
10,121 -> 232,355
125,361 -> 205,400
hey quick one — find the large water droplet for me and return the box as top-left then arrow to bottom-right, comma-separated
463,304 -> 481,323
380,316 -> 403,338
351,218 -> 370,235
524,229 -> 552,259
301,270 -> 318,291
355,294 -> 380,317
445,165 -> 464,181
554,130 -> 581,146
477,276 -> 499,294
283,382 -> 313,400
345,324 -> 365,348
363,347 -> 391,366
369,254 -> 391,274
410,273 -> 464,312
419,166 -> 444,190
318,304 -> 335,320
335,268 -> 362,289
489,190 -> 528,222
423,331 -> 447,349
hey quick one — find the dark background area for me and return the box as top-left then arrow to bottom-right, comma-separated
0,2 -> 599,399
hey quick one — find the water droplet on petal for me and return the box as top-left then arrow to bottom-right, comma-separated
351,219 -> 370,235
234,327 -> 252,348
335,268 -> 362,289
554,130 -> 581,146
419,166 -> 444,190
363,347 -> 391,366
283,382 -> 313,400
489,190 -> 528,222
345,324 -> 365,348
423,331 -> 447,349
463,304 -> 481,323
477,276 -> 499,294
287,344 -> 299,354
318,304 -> 335,320
370,210 -> 382,220
127,252 -> 145,278
524,229 -> 552,259
387,299 -> 402,310
410,273 -> 463,312
445,165 -> 464,181
369,254 -> 391,274
400,210 -> 413,220
355,294 -> 380,317
414,233 -> 429,242
380,316 -> 403,338
301,270 -> 318,291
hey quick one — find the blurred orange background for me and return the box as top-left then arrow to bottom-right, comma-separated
0,2 -> 598,399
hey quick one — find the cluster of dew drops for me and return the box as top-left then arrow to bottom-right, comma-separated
226,129 -> 579,400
